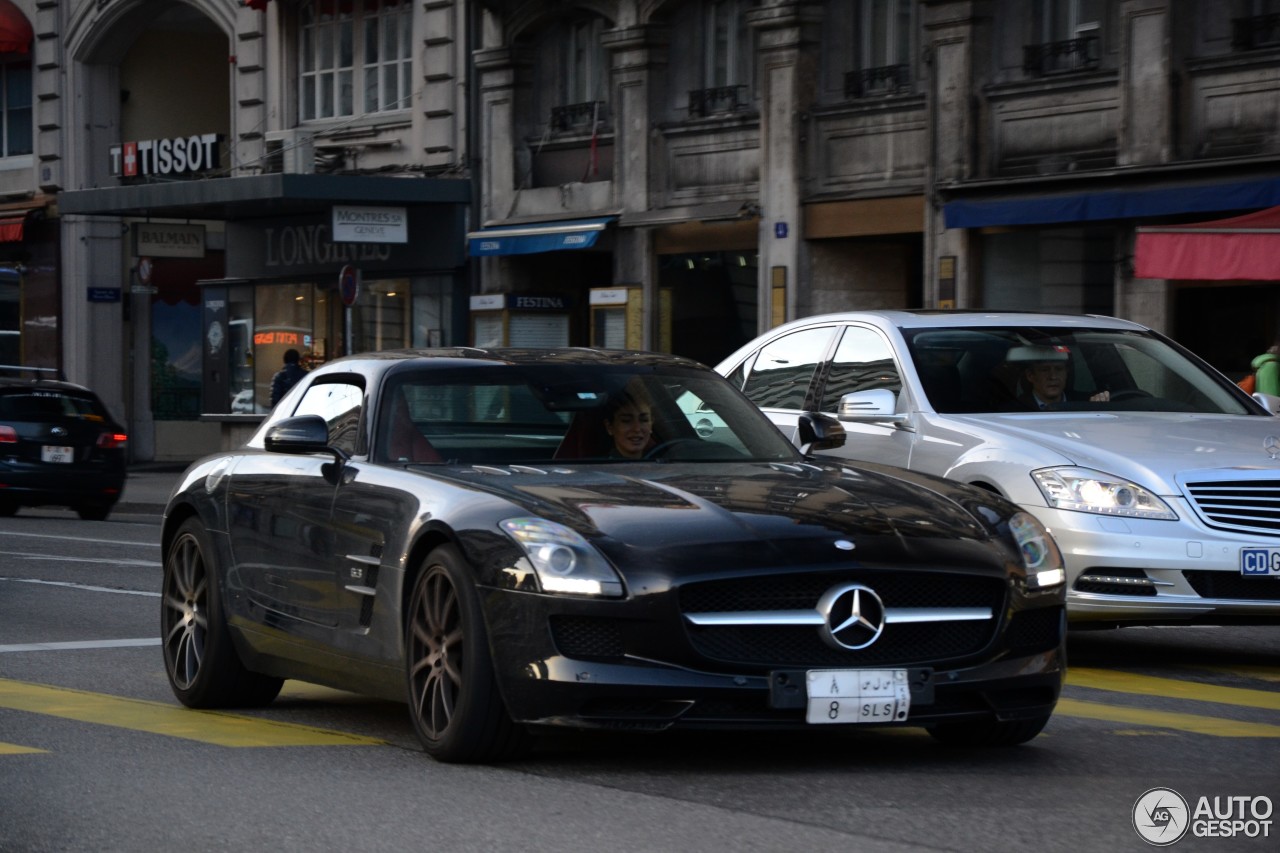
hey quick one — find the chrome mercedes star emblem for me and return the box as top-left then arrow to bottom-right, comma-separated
816,583 -> 886,650
1265,435 -> 1280,460
51,426 -> 67,437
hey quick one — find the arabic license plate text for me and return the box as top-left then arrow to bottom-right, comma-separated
42,445 -> 74,464
805,669 -> 910,724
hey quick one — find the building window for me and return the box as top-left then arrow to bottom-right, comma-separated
300,0 -> 411,122
688,1 -> 753,117
1,59 -> 31,157
1232,0 -> 1280,50
565,18 -> 606,106
1024,0 -> 1102,75
844,0 -> 913,98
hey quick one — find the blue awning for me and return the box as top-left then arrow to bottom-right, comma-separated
943,176 -> 1280,229
467,217 -> 616,256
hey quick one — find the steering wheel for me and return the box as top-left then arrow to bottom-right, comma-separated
1107,389 -> 1152,402
643,437 -> 704,460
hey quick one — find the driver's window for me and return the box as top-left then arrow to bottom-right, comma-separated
293,381 -> 364,455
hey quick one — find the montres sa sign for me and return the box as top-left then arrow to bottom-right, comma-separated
109,133 -> 222,178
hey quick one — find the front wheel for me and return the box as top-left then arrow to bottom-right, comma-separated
76,503 -> 112,521
161,517 -> 282,708
405,545 -> 528,763
928,714 -> 1051,747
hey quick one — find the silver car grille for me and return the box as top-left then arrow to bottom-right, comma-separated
1181,473 -> 1280,537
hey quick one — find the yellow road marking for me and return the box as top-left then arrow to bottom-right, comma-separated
0,741 -> 46,754
1067,668 -> 1280,711
1055,698 -> 1280,737
1192,665 -> 1280,684
0,679 -> 384,748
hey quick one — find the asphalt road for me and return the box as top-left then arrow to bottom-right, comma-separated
1,506 -> 1278,853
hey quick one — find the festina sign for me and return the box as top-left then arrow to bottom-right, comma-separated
109,133 -> 222,178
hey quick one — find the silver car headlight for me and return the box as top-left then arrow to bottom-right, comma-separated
1031,467 -> 1177,520
1008,511 -> 1065,590
499,518 -> 624,597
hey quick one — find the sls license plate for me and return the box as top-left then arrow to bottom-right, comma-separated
1240,548 -> 1280,577
41,445 -> 74,464
805,669 -> 910,724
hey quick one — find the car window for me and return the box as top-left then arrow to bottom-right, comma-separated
740,326 -> 834,410
293,380 -> 365,455
0,389 -> 110,423
817,326 -> 902,413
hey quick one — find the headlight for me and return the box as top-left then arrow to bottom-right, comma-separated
499,518 -> 624,597
1008,511 -> 1065,590
1031,467 -> 1177,520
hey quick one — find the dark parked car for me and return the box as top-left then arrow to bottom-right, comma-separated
160,348 -> 1066,763
0,365 -> 128,520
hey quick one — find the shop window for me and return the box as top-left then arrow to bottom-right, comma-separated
0,58 -> 31,159
351,278 -> 408,353
0,266 -> 17,364
299,0 -> 411,121
252,283 -> 323,413
844,0 -> 914,99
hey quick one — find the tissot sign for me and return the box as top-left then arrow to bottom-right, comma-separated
109,133 -> 222,178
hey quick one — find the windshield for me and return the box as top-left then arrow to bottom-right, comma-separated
376,363 -> 802,465
901,326 -> 1253,415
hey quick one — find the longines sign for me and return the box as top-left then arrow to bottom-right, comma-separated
226,211 -> 463,277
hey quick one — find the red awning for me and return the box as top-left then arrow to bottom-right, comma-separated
1134,205 -> 1280,281
0,0 -> 32,54
243,0 -> 270,10
0,213 -> 25,243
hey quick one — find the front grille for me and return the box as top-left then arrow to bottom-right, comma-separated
1182,477 -> 1280,536
1184,571 -> 1280,601
680,570 -> 1006,668
550,616 -> 625,659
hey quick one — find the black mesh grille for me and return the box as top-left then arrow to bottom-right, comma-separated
686,620 -> 994,667
1005,606 -> 1063,655
550,616 -> 626,658
680,570 -> 1003,614
1183,571 -> 1280,601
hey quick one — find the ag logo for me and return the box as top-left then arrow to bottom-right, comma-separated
1133,787 -> 1189,846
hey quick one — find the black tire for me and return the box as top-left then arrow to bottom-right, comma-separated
405,545 -> 529,763
161,517 -> 283,708
928,713 -> 1051,747
0,502 -> 16,517
76,503 -> 112,521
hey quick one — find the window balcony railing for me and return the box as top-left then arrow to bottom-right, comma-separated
687,85 -> 747,118
550,100 -> 608,133
1022,35 -> 1099,76
1231,13 -> 1280,50
844,64 -> 912,99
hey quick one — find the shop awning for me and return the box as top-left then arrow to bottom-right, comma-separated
467,217 -> 616,256
943,176 -> 1280,229
0,1 -> 32,53
1134,205 -> 1280,280
0,214 -> 24,242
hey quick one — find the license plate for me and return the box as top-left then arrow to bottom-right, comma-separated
41,445 -> 74,464
1240,548 -> 1280,577
805,668 -> 910,724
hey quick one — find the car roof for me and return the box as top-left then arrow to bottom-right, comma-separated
0,365 -> 100,395
765,309 -> 1150,332
310,347 -> 713,374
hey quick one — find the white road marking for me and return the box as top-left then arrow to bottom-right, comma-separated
0,577 -> 160,596
0,638 -> 161,653
0,530 -> 160,548
0,551 -> 160,567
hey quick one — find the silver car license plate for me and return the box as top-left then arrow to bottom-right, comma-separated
41,445 -> 74,463
805,668 -> 910,724
1240,548 -> 1280,577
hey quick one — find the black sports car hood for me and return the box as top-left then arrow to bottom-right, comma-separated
441,461 -> 1004,574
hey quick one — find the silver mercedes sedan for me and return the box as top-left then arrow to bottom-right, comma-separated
716,310 -> 1280,627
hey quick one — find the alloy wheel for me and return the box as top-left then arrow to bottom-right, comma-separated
408,567 -> 465,741
163,531 -> 207,690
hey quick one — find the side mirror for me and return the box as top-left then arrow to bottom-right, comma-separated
264,415 -> 349,461
797,412 -> 846,453
837,389 -> 908,425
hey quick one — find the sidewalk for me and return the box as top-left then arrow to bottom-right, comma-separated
117,463 -> 192,515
